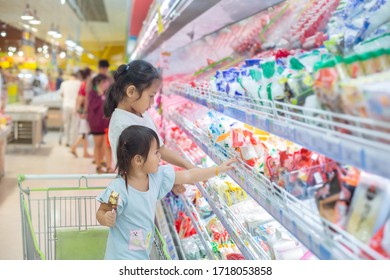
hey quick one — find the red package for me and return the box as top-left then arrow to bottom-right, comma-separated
226,253 -> 245,260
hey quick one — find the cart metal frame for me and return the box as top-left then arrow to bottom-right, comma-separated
18,174 -> 171,260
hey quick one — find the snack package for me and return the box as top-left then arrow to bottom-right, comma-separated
346,172 -> 390,243
181,236 -> 201,260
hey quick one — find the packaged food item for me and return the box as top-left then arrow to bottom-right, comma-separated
346,172 -> 390,243
343,54 -> 365,78
181,236 -> 201,260
314,59 -> 343,112
361,81 -> 390,121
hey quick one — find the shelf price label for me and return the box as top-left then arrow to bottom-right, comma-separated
364,149 -> 390,178
314,135 -> 342,162
269,121 -> 294,141
294,126 -> 314,149
341,144 -> 364,169
246,113 -> 257,128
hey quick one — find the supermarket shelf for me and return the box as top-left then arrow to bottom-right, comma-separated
198,182 -> 270,260
179,194 -> 219,260
172,140 -> 270,259
133,0 -> 284,59
155,201 -> 179,260
132,0 -> 219,59
170,83 -> 390,179
167,110 -> 385,260
161,199 -> 187,260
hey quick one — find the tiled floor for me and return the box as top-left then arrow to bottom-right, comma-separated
0,131 -> 98,260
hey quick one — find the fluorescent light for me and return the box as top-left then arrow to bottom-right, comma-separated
18,51 -> 24,57
59,52 -> 66,59
21,4 -> 34,20
8,52 -> 13,56
29,10 -> 41,25
0,31 -> 6,37
29,18 -> 41,25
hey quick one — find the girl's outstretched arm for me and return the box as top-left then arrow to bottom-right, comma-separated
160,145 -> 197,170
174,158 -> 238,185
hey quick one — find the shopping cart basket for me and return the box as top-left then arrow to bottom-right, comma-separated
18,174 -> 171,260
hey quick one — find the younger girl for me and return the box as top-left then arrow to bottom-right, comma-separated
104,60 -> 196,170
96,125 -> 237,260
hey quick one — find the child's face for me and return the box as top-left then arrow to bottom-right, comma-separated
142,138 -> 161,174
130,79 -> 161,115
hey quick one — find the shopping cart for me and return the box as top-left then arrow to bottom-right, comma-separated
18,174 -> 171,260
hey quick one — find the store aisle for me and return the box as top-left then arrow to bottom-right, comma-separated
0,132 -> 96,259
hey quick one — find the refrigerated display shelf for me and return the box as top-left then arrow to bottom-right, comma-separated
132,0 -> 285,59
170,84 -> 390,180
161,199 -> 187,260
172,140 -> 270,259
155,201 -> 179,260
166,110 -> 385,260
179,194 -> 218,260
198,181 -> 270,260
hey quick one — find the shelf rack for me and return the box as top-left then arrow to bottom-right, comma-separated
155,201 -> 179,260
171,140 -> 270,259
166,109 -> 385,260
160,199 -> 187,260
179,194 -> 219,260
170,83 -> 390,180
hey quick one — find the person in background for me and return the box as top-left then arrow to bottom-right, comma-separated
87,74 -> 111,173
96,125 -> 238,259
56,69 -> 64,91
92,59 -> 114,172
60,71 -> 82,147
70,67 -> 93,158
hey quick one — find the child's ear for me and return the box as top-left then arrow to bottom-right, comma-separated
134,155 -> 144,165
126,85 -> 137,98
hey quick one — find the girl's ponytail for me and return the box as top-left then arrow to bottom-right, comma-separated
104,83 -> 118,118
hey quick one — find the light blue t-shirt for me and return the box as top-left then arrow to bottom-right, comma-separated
97,165 -> 175,260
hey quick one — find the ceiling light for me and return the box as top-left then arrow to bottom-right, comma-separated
31,27 -> 38,32
8,52 -> 13,57
37,47 -> 42,52
48,23 -> 56,36
59,52 -> 66,59
18,51 -> 24,57
29,10 -> 41,25
61,0 -> 66,5
0,31 -> 6,37
21,4 -> 34,21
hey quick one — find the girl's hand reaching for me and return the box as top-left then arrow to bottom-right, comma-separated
172,184 -> 186,195
218,158 -> 239,174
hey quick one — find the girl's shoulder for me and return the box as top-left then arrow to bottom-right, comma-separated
150,165 -> 175,186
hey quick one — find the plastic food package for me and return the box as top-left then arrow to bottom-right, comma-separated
346,172 -> 390,243
181,236 -> 201,260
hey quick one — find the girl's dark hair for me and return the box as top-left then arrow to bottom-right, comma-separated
92,74 -> 108,88
104,60 -> 161,117
116,125 -> 160,188
80,67 -> 91,80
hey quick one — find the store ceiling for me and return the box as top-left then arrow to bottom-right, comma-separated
0,0 -> 130,57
